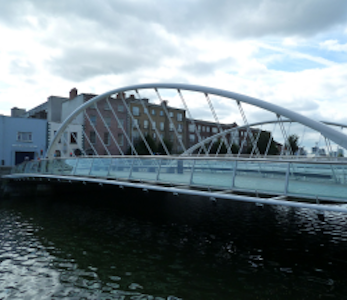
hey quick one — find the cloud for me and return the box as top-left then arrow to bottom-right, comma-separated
2,0 -> 347,38
320,40 -> 347,52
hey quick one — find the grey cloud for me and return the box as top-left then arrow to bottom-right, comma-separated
181,57 -> 238,76
2,0 -> 347,38
48,46 -> 158,81
9,60 -> 37,76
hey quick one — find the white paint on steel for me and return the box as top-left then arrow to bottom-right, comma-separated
47,83 -> 347,157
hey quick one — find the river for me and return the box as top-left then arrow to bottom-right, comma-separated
0,188 -> 347,299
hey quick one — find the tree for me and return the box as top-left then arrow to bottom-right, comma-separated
127,134 -> 157,155
210,139 -> 227,154
246,131 -> 279,155
287,134 -> 299,154
157,138 -> 173,155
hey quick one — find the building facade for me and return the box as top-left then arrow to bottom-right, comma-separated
0,115 -> 47,166
186,118 -> 239,152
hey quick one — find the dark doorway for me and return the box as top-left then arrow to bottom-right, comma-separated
15,151 -> 35,165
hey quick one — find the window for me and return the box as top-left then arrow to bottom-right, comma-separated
90,131 -> 96,144
104,102 -> 111,110
144,120 -> 149,129
189,134 -> 196,143
133,131 -> 140,139
118,104 -> 124,112
118,118 -> 124,129
160,110 -> 164,116
202,126 -> 206,132
153,132 -> 156,140
17,132 -> 32,142
104,132 -> 110,145
169,123 -> 174,131
132,119 -> 139,128
206,126 -> 210,133
70,132 -> 77,144
177,113 -> 183,121
151,109 -> 156,116
118,133 -> 124,146
105,117 -> 111,127
152,121 -> 156,130
188,124 -> 195,133
160,122 -> 164,131
132,106 -> 140,116
169,112 -> 174,118
90,115 -> 97,126
198,125 -> 201,132
212,127 -> 218,133
178,124 -> 183,132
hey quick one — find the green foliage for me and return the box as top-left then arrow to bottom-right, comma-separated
210,139 -> 227,154
157,138 -> 173,155
246,131 -> 279,155
127,134 -> 157,155
287,134 -> 299,154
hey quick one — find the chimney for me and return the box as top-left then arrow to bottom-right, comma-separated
116,92 -> 126,99
69,88 -> 78,100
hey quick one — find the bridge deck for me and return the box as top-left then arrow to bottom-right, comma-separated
5,156 -> 347,213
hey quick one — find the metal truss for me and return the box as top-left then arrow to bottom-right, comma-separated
46,83 -> 347,160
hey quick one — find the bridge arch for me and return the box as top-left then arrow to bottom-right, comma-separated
47,83 -> 347,158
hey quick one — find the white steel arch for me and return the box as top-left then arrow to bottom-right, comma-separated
181,119 -> 347,156
47,83 -> 347,158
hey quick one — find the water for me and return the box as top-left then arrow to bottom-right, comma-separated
1,187 -> 347,299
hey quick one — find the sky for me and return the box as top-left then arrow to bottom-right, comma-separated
1,0 -> 347,129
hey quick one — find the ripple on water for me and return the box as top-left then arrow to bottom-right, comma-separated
1,196 -> 347,299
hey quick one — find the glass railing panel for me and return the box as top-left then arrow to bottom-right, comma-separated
60,159 -> 77,175
12,162 -> 25,173
89,158 -> 111,177
287,163 -> 347,199
234,161 -> 286,193
39,160 -> 48,174
108,158 -> 133,179
158,159 -> 193,185
129,158 -> 160,182
191,159 -> 234,188
45,160 -> 57,174
18,162 -> 27,173
24,161 -> 39,173
73,158 -> 94,176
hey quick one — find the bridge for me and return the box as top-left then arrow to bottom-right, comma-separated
4,83 -> 347,213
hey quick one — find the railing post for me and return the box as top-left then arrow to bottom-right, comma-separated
231,160 -> 237,189
128,158 -> 135,179
107,158 -> 113,177
284,162 -> 290,195
189,159 -> 196,186
72,158 -> 79,176
88,158 -> 95,176
156,159 -> 163,182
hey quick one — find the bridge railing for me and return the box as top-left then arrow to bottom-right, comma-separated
12,156 -> 347,203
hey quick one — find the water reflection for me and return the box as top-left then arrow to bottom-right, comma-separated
0,191 -> 347,299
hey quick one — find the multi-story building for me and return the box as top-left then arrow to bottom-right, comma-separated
186,118 -> 239,152
15,87 -> 249,157
79,92 -> 129,156
13,92 -> 83,157
0,115 -> 47,166
128,96 -> 186,154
